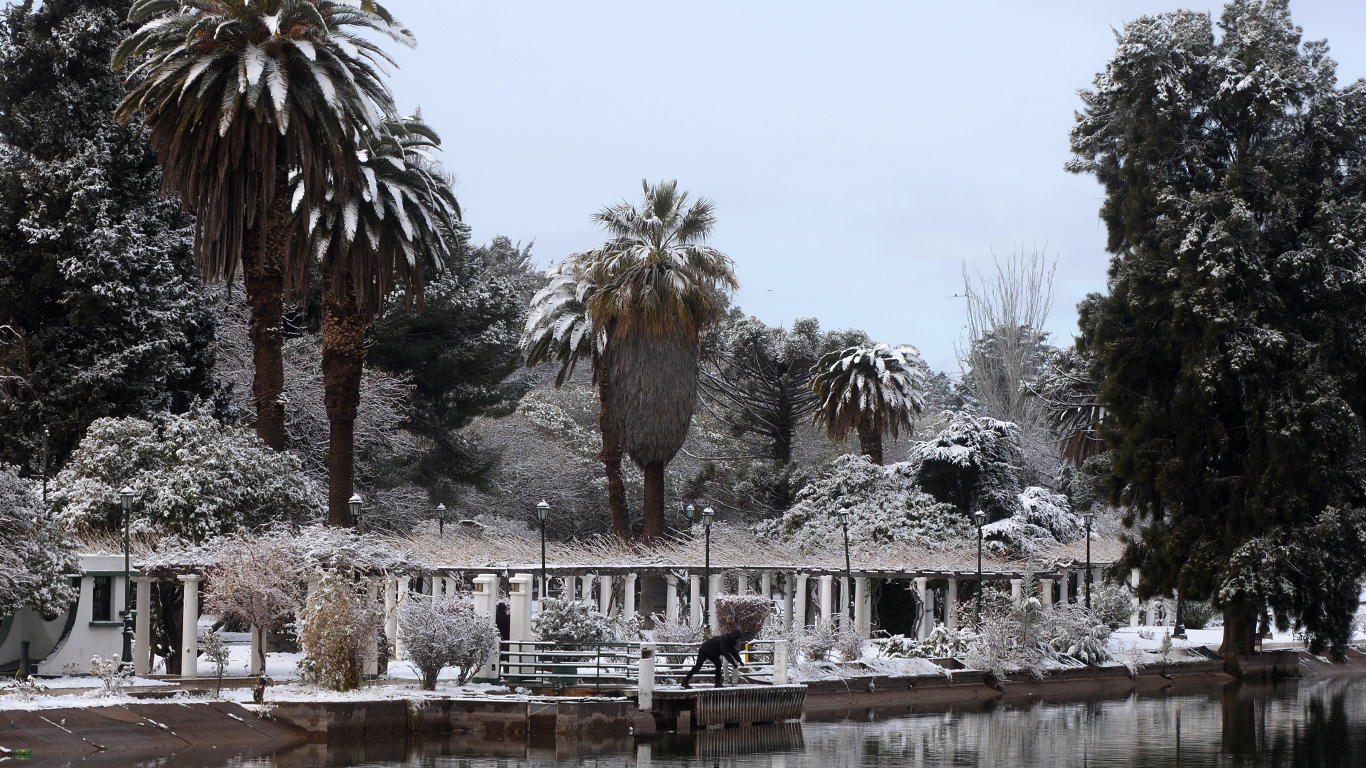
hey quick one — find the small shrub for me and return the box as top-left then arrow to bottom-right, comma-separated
651,611 -> 704,666
398,595 -> 499,690
532,599 -> 612,645
714,594 -> 772,634
199,633 -> 231,695
1180,600 -> 1216,630
794,617 -> 839,662
1041,604 -> 1112,664
298,571 -> 381,691
879,626 -> 975,659
1090,582 -> 1135,629
90,655 -> 132,698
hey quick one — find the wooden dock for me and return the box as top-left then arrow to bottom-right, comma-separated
643,684 -> 806,732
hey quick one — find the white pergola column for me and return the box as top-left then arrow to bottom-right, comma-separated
509,573 -> 534,676
384,576 -> 398,643
1010,578 -> 1023,602
708,574 -> 722,632
1130,568 -> 1142,629
624,573 -> 637,618
578,575 -> 591,603
782,573 -> 795,631
665,574 -> 678,620
471,573 -> 499,680
761,572 -> 771,599
133,576 -> 152,676
178,574 -> 200,679
794,573 -> 809,628
1041,578 -> 1055,607
364,575 -> 381,676
817,575 -> 833,624
914,577 -> 931,640
689,575 -> 702,626
946,578 -> 959,629
854,577 -> 871,638
599,575 -> 614,615
395,576 -> 411,660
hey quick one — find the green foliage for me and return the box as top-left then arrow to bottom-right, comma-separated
1180,600 -> 1216,631
0,0 -> 224,470
368,237 -> 537,500
531,598 -> 613,645
298,571 -> 381,692
1068,0 -> 1366,654
911,410 -> 1025,521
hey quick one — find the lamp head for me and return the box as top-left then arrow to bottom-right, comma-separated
973,510 -> 987,528
838,509 -> 850,528
537,500 -> 550,521
702,507 -> 714,528
686,503 -> 695,521
437,503 -> 447,521
1083,511 -> 1095,526
120,486 -> 134,511
349,493 -> 362,518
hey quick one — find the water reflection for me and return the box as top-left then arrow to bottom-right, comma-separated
101,677 -> 1366,768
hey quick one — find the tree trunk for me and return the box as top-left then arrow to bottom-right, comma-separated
856,412 -> 884,465
1219,605 -> 1258,658
321,272 -> 368,527
642,462 -> 666,546
597,365 -> 631,542
240,164 -> 291,451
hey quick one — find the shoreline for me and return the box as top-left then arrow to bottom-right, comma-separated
6,648 -> 1366,764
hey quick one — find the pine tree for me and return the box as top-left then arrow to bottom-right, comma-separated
0,0 -> 222,470
1069,0 -> 1366,656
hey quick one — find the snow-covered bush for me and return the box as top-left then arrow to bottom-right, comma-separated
49,414 -> 322,541
878,626 -> 975,659
202,533 -> 302,674
909,410 -> 1025,521
1090,582 -> 1135,628
1039,604 -> 1112,665
651,611 -> 704,665
298,571 -> 381,691
981,487 -> 1084,556
714,594 -> 772,634
199,633 -> 230,695
0,463 -> 77,618
90,655 -> 132,698
794,618 -> 839,662
532,599 -> 613,645
398,595 -> 499,690
1181,600 -> 1216,630
757,454 -> 969,551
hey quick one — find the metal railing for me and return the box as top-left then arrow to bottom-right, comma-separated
498,640 -> 779,690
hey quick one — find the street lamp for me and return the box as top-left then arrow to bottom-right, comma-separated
686,504 -> 695,526
1174,587 -> 1186,638
349,493 -> 362,531
120,487 -> 134,665
1084,511 -> 1095,610
437,503 -> 447,537
702,507 -> 715,628
41,426 -> 49,504
838,510 -> 853,623
973,510 -> 987,626
537,500 -> 550,598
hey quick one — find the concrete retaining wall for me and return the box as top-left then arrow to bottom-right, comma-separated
267,697 -> 637,743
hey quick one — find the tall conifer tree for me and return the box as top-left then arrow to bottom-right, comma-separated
0,0 -> 222,469
1069,0 -> 1366,656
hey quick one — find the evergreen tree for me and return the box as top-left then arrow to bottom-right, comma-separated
0,0 -> 222,470
368,237 -> 537,504
1069,0 -> 1366,655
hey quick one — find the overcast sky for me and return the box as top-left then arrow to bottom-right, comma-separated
382,1 -> 1366,373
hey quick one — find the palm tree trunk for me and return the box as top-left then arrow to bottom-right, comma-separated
598,372 -> 632,542
240,169 -> 291,451
856,413 -> 884,465
321,272 -> 367,527
641,462 -> 666,545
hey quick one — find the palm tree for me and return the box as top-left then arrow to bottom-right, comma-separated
293,117 -> 462,526
112,0 -> 411,450
809,344 -> 927,465
577,180 -> 737,545
522,259 -> 632,541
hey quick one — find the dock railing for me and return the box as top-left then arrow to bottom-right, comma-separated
498,639 -> 786,690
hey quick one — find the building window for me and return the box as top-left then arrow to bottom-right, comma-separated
92,576 -> 112,622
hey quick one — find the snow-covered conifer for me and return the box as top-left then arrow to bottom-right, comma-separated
0,464 -> 77,618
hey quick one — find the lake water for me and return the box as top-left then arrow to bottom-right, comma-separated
145,678 -> 1366,768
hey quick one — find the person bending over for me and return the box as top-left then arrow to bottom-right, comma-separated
682,626 -> 750,689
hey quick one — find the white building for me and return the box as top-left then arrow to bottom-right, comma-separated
0,554 -> 133,676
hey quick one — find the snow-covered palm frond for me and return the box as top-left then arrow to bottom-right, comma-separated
809,343 -> 927,443
522,258 -> 600,387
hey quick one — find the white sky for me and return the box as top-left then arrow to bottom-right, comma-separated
381,1 -> 1366,373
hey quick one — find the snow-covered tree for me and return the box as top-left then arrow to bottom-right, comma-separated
49,414 -> 322,541
0,0 -> 224,470
981,486 -> 1085,556
201,533 -> 303,674
1069,0 -> 1366,655
910,410 -> 1025,521
532,598 -> 613,645
757,454 -> 969,551
810,344 -> 927,466
298,570 -> 382,692
397,594 -> 499,689
0,464 -> 77,618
